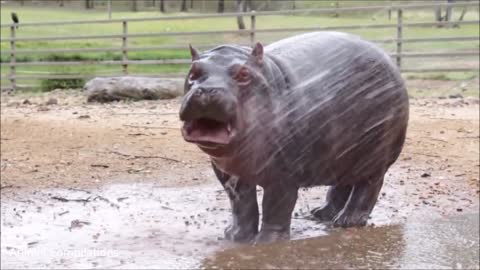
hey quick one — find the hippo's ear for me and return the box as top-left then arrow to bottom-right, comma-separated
248,42 -> 263,66
189,44 -> 200,61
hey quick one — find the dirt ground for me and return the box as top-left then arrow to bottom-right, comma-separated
0,79 -> 479,268
1,81 -> 479,213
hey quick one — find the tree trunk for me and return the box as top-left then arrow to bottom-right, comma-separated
190,0 -> 194,9
217,0 -> 225,13
236,0 -> 246,30
387,1 -> 392,20
458,6 -> 468,21
333,1 -> 339,17
107,0 -> 112,19
435,0 -> 456,27
453,5 -> 468,27
132,0 -> 138,12
246,0 -> 252,10
435,7 -> 443,24
85,0 -> 94,9
160,0 -> 165,12
180,0 -> 188,12
445,0 -> 454,22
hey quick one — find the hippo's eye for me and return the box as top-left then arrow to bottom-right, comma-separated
233,67 -> 251,85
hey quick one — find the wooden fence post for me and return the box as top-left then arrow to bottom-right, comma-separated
396,8 -> 403,69
9,25 -> 16,91
250,10 -> 256,45
122,20 -> 128,75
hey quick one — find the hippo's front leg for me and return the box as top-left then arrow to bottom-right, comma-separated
212,164 -> 259,243
256,182 -> 298,243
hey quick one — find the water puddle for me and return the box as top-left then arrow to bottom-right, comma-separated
203,213 -> 479,269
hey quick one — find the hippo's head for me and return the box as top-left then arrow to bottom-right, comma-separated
179,43 -> 269,158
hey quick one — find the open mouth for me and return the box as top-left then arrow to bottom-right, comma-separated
182,118 -> 235,147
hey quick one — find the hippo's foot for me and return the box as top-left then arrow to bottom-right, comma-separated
224,224 -> 257,243
254,229 -> 290,244
311,205 -> 337,222
331,176 -> 384,228
332,210 -> 369,228
311,185 -> 353,222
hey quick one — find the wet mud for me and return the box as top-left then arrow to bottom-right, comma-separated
2,178 -> 479,269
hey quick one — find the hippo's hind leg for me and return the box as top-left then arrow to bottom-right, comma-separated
311,185 -> 352,222
333,175 -> 384,227
212,163 -> 259,242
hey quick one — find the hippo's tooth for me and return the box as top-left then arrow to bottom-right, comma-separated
226,124 -> 232,133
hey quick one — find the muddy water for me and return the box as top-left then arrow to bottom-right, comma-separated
203,214 -> 479,269
1,181 -> 478,269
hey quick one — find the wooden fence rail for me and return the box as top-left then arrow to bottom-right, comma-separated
2,20 -> 479,43
1,36 -> 478,55
0,1 -> 479,91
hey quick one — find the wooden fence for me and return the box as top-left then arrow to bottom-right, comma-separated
1,1 -> 479,91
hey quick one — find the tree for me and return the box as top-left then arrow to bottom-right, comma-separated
435,0 -> 455,26
145,0 -> 155,7
85,0 -> 94,9
236,0 -> 252,30
217,0 -> 225,13
445,0 -> 454,22
180,0 -> 188,12
453,2 -> 469,27
160,0 -> 165,13
132,0 -> 138,12
332,1 -> 339,17
457,6 -> 468,21
107,0 -> 112,19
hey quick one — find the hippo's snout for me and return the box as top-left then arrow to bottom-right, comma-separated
179,87 -> 238,149
179,87 -> 231,123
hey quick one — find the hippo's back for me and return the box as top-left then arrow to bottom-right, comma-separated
264,32 -> 409,186
265,32 -> 396,87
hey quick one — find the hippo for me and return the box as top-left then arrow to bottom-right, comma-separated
179,31 -> 409,243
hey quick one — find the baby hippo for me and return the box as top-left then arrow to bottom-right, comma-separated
179,31 -> 409,243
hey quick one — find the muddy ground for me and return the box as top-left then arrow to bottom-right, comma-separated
1,79 -> 479,268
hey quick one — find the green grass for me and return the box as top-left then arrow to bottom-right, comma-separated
405,72 -> 479,81
0,5 -> 479,91
40,77 -> 85,92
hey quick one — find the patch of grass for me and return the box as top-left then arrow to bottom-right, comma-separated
0,55 -> 34,63
40,78 -> 85,92
43,54 -> 90,62
37,66 -> 95,91
405,72 -> 478,81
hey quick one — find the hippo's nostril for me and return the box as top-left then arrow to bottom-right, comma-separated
193,88 -> 204,96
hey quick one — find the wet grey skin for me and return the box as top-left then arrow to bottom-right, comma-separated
179,31 -> 409,244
